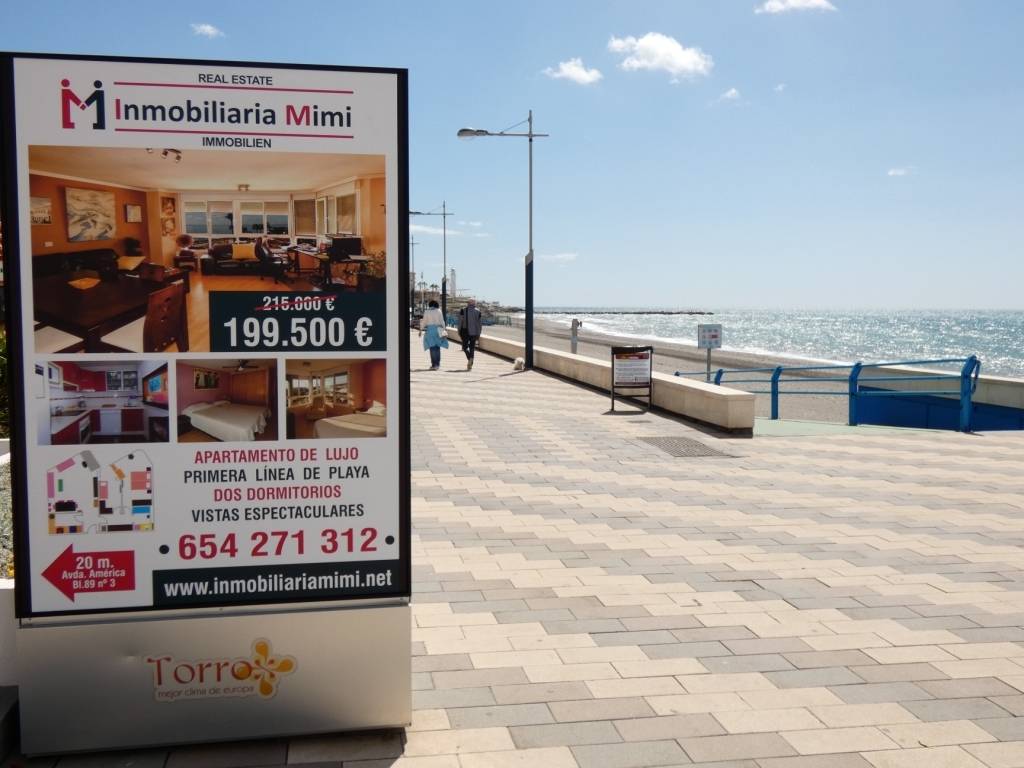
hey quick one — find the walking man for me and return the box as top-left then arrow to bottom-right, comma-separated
458,298 -> 483,370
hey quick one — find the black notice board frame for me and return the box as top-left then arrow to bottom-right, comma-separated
610,345 -> 654,412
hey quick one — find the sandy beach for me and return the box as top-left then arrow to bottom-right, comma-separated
481,317 -> 850,423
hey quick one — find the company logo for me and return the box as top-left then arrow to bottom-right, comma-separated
60,78 -> 105,129
145,639 -> 296,702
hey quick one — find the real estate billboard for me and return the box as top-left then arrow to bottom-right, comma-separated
0,53 -> 410,620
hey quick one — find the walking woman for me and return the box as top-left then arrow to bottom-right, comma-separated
419,300 -> 448,370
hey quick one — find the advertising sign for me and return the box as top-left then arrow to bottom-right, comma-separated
610,345 -> 653,411
1,53 -> 410,619
697,323 -> 723,350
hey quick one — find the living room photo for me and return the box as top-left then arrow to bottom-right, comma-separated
285,358 -> 387,440
176,359 -> 278,443
28,145 -> 387,355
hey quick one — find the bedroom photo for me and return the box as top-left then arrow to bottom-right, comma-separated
177,359 -> 278,443
285,358 -> 386,440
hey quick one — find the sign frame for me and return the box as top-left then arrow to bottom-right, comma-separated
0,51 -> 411,621
610,345 -> 653,412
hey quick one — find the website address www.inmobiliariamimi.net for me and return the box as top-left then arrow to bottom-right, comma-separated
154,564 -> 396,606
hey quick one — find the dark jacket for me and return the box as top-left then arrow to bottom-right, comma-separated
459,306 -> 482,337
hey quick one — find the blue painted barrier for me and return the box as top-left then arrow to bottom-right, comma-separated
673,355 -> 1018,432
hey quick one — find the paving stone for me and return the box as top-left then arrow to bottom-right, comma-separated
509,720 -> 622,748
901,696 -> 1012,721
549,697 -> 657,723
446,703 -> 555,729
492,681 -> 594,705
765,668 -> 865,689
679,733 -> 797,762
974,717 -> 1024,742
861,746 -> 988,768
572,739 -> 690,768
916,676 -> 1021,698
783,652 -> 877,670
828,683 -> 933,704
780,727 -> 898,755
702,654 -> 795,673
613,713 -> 725,741
757,756 -> 873,768
877,719 -> 996,748
285,732 -> 403,763
432,667 -> 528,692
412,654 -> 475,673
459,746 -> 578,768
963,741 -> 1024,768
847,663 -> 948,683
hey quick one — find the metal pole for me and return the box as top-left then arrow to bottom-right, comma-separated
706,349 -> 711,382
526,110 -> 534,370
409,235 -> 416,316
441,200 -> 448,318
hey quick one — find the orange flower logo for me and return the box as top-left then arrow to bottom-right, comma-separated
231,639 -> 297,698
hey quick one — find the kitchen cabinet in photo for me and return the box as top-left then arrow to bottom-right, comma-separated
105,369 -> 140,392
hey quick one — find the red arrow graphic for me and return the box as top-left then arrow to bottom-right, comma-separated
42,545 -> 136,601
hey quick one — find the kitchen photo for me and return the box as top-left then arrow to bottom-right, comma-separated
38,359 -> 171,445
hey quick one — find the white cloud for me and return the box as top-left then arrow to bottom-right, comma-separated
458,221 -> 484,228
718,87 -> 741,101
471,232 -> 492,238
774,83 -> 787,92
608,32 -> 713,82
539,252 -> 578,262
755,0 -> 837,14
887,167 -> 912,177
543,58 -> 603,85
190,23 -> 224,38
410,223 -> 462,236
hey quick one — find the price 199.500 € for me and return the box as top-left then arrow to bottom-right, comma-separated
209,291 -> 387,352
222,315 -> 373,349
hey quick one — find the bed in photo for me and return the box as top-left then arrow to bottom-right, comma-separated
176,359 -> 277,442
285,358 -> 387,439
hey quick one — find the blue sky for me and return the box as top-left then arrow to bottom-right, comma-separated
4,0 -> 1023,309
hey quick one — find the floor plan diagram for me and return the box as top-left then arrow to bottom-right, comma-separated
47,450 -> 154,534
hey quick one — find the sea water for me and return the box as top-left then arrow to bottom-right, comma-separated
537,308 -> 1024,379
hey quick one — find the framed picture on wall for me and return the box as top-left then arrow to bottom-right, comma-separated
194,369 -> 220,390
125,204 -> 142,223
66,187 -> 116,241
30,196 -> 51,225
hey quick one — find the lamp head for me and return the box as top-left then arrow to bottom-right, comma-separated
457,128 -> 488,139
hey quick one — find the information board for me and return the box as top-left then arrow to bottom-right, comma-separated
610,345 -> 653,411
697,323 -> 723,350
1,54 -> 410,619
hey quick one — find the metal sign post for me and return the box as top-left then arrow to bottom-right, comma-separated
697,324 -> 723,382
1,52 -> 411,754
610,346 -> 653,411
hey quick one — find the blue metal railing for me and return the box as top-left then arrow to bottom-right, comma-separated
675,355 -> 981,432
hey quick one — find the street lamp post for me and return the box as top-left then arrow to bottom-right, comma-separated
409,202 -> 452,318
458,111 -> 548,369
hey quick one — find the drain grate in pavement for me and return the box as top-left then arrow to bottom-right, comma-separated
637,436 -> 734,458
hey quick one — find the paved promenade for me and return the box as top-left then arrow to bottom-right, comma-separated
10,337 -> 1024,767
